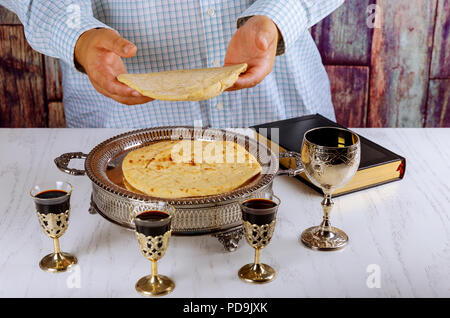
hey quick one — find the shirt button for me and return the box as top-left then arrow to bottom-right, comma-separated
215,102 -> 224,110
207,8 -> 215,17
212,60 -> 221,67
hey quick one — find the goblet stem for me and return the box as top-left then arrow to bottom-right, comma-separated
53,238 -> 61,254
300,192 -> 348,250
254,248 -> 261,265
151,259 -> 158,278
238,247 -> 275,284
319,194 -> 334,235
136,258 -> 174,296
39,237 -> 77,272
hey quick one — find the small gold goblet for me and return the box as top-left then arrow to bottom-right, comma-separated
238,193 -> 280,284
132,202 -> 175,297
30,181 -> 77,272
300,127 -> 361,251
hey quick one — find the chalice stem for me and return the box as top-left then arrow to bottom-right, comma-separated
319,194 -> 334,234
53,237 -> 61,254
151,259 -> 158,279
254,248 -> 261,265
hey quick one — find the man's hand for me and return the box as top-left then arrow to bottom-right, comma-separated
224,15 -> 279,91
74,28 -> 153,105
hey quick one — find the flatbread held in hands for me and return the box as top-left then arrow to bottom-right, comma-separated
117,63 -> 247,101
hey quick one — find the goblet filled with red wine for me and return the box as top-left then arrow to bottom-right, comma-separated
131,202 -> 176,297
30,181 -> 77,273
238,192 -> 281,284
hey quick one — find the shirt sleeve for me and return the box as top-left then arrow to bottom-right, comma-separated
237,0 -> 345,55
0,0 -> 114,70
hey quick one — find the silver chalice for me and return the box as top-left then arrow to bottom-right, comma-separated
300,127 -> 361,251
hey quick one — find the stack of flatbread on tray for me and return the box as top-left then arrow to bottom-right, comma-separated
122,140 -> 261,198
117,63 -> 247,101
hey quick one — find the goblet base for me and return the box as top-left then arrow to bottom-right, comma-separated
300,226 -> 348,251
136,274 -> 175,297
238,263 -> 276,284
39,252 -> 77,273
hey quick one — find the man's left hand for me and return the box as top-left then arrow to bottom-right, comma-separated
224,15 -> 279,91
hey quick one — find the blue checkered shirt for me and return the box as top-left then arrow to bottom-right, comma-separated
3,0 -> 344,128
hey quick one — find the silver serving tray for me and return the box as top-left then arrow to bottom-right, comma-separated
55,127 -> 302,251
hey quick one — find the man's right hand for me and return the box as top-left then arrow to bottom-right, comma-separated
74,28 -> 153,105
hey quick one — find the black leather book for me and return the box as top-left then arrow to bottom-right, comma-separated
252,114 -> 406,197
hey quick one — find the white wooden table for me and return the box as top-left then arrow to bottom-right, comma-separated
0,128 -> 449,297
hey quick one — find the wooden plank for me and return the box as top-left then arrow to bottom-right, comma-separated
368,0 -> 437,127
311,0 -> 375,65
48,101 -> 66,128
0,25 -> 46,127
425,79 -> 450,127
0,5 -> 20,25
45,56 -> 63,101
325,65 -> 369,128
430,0 -> 450,78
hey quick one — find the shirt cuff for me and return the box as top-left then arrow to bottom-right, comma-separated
237,0 -> 309,55
50,13 -> 114,71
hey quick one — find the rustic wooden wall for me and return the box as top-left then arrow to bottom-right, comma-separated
314,0 -> 450,128
0,6 -> 64,128
0,0 -> 449,128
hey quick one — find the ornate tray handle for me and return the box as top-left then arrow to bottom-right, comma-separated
54,152 -> 88,176
277,151 -> 304,177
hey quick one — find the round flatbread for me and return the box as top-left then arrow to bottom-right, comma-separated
117,64 -> 247,101
122,140 -> 261,198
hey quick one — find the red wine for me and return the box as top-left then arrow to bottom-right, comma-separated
241,198 -> 278,225
134,210 -> 171,236
34,190 -> 70,214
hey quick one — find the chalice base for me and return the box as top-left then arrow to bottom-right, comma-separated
136,275 -> 175,297
238,263 -> 276,284
300,226 -> 348,251
39,252 -> 77,273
